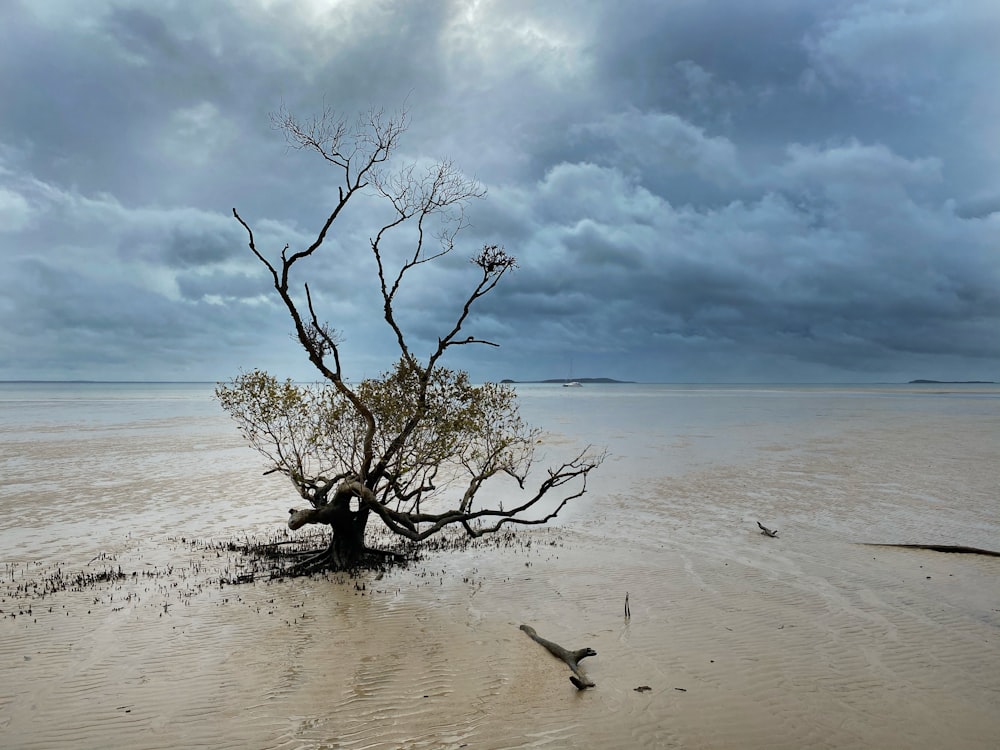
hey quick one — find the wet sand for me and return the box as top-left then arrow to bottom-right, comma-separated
2,389 -> 999,749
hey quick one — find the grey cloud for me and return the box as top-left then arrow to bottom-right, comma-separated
175,269 -> 271,303
804,1 -> 1000,101
1,256 -> 295,379
776,141 -> 941,189
476,156 -> 1000,377
2,0 -> 999,383
573,110 -> 744,188
160,224 -> 247,268
0,186 -> 33,231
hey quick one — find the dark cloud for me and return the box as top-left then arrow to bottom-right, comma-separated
1,0 -> 998,383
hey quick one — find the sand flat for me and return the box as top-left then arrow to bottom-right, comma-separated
3,385 -> 999,748
3,510 -> 999,749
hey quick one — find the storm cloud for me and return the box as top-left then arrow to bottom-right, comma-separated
1,0 -> 998,382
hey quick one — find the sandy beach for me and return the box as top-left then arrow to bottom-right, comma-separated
2,384 -> 999,749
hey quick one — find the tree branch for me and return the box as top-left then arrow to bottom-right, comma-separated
222,104 -> 606,575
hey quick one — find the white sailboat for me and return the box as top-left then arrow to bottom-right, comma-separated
563,358 -> 582,387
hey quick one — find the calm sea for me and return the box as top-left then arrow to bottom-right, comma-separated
2,381 -> 998,561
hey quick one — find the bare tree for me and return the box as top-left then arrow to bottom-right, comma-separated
218,106 -> 603,573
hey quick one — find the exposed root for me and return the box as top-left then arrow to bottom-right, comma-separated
268,542 -> 412,580
363,546 -> 408,562
283,549 -> 335,577
209,524 -> 545,583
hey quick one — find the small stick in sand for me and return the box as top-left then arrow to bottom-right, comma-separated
757,521 -> 778,538
625,592 -> 630,619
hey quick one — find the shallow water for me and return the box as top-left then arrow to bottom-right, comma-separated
514,382 -> 1000,544
2,381 -> 999,749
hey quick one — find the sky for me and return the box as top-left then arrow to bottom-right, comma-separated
1,0 -> 998,384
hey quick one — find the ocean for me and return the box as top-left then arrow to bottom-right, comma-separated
2,381 -> 999,749
2,379 -> 998,562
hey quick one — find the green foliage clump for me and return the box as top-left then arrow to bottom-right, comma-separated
216,360 -> 537,517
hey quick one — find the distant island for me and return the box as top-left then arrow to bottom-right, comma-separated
908,379 -> 996,384
499,378 -> 634,384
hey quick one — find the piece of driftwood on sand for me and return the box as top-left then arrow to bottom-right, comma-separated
757,521 -> 779,538
520,624 -> 597,689
861,543 -> 1000,557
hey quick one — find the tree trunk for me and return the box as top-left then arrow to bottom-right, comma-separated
285,489 -> 372,574
324,493 -> 370,570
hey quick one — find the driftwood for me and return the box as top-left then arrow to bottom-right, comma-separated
862,543 -> 1000,557
757,521 -> 778,538
520,624 -> 597,689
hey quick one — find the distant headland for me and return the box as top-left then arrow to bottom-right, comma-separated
499,378 -> 634,384
908,379 -> 996,384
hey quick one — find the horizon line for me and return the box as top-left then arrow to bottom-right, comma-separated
2,379 -> 995,386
